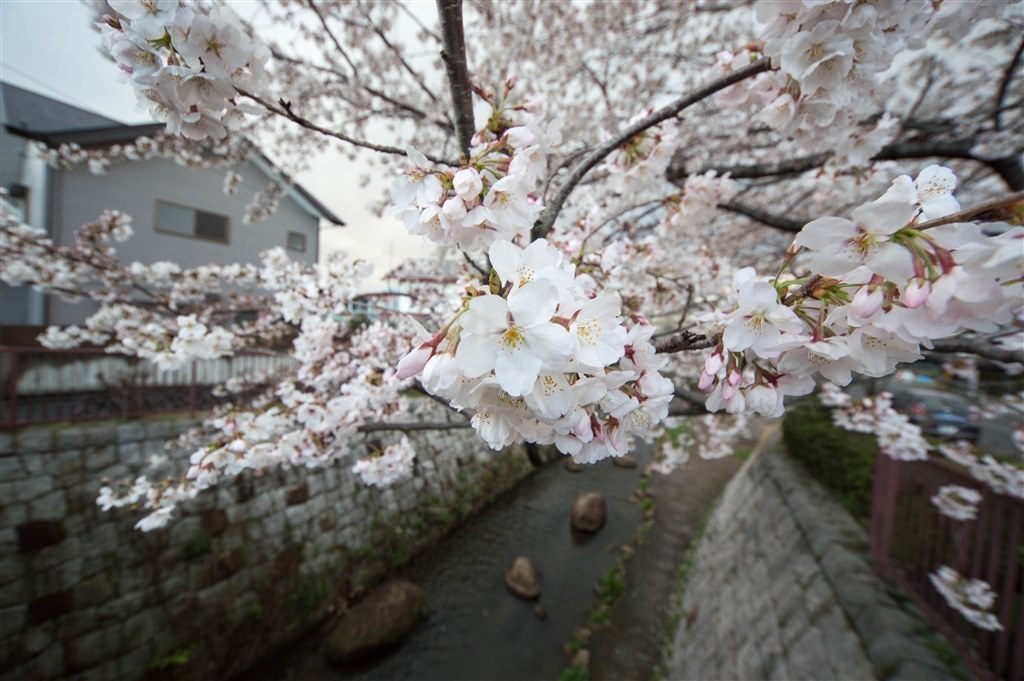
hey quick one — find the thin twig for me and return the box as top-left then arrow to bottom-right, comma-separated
916,191 -> 1024,231
532,57 -> 770,239
236,88 -> 453,165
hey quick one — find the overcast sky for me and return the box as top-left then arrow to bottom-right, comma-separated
0,0 -> 430,291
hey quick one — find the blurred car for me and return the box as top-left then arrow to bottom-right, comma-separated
886,385 -> 981,442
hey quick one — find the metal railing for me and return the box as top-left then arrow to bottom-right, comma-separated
0,345 -> 293,429
870,453 -> 1023,681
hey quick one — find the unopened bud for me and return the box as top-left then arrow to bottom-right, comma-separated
396,344 -> 433,380
102,14 -> 122,30
850,285 -> 883,319
903,279 -> 931,309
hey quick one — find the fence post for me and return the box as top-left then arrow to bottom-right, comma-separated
869,451 -> 899,573
189,360 -> 197,419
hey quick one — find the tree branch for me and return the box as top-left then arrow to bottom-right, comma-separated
358,420 -> 473,433
672,138 -> 1024,192
916,190 -> 1024,231
653,330 -> 719,354
532,57 -> 771,240
236,88 -> 453,165
995,36 -> 1024,131
721,200 -> 805,232
436,0 -> 476,160
929,336 -> 1024,365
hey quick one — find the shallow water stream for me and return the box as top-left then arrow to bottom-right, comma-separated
252,446 -> 653,681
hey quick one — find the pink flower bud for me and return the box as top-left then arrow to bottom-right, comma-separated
728,369 -> 741,387
698,371 -> 716,392
396,344 -> 433,379
722,381 -> 738,400
851,285 -> 883,319
102,14 -> 122,30
903,279 -> 931,309
703,352 -> 723,375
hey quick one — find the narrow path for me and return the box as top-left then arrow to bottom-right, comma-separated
588,451 -> 744,681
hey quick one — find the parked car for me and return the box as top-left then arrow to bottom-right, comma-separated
885,385 -> 981,442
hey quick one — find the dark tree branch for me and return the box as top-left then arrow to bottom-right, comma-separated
236,88 -> 453,165
672,139 -> 1024,192
653,330 -> 719,354
995,36 -> 1024,131
532,57 -> 771,239
929,336 -> 1024,365
916,190 -> 1024,230
436,0 -> 476,160
721,200 -> 805,232
358,420 -> 473,433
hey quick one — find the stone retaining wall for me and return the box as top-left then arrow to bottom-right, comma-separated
664,433 -> 963,680
0,405 -> 530,680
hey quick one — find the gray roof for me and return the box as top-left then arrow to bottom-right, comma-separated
0,81 -> 344,226
0,82 -> 120,134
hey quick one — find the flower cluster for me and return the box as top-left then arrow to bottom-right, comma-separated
396,237 -> 674,464
930,484 -> 983,521
652,413 -> 751,475
352,436 -> 417,487
698,166 -> 1022,435
938,442 -> 1024,500
102,0 -> 269,140
929,565 -> 1003,632
831,391 -> 930,461
712,2 -> 1007,165
665,170 -> 739,231
389,86 -> 556,252
604,116 -> 679,194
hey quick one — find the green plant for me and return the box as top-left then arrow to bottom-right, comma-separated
589,606 -> 610,626
150,645 -> 193,671
558,665 -> 589,681
732,447 -> 753,460
598,564 -> 625,605
782,398 -> 877,521
182,533 -> 212,560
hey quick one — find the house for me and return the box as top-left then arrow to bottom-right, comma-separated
0,81 -> 344,328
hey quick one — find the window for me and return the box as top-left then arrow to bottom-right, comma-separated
287,231 -> 307,252
156,201 -> 229,243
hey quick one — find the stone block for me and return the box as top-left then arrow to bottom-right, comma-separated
201,509 -> 229,537
6,475 -> 54,503
54,426 -> 84,451
27,490 -> 68,520
84,445 -> 118,473
0,455 -> 24,482
0,501 -> 28,529
74,573 -> 116,609
286,483 -> 309,506
115,423 -> 145,443
816,606 -> 874,680
0,432 -> 13,456
17,519 -> 65,552
118,442 -> 143,468
27,589 -> 72,624
24,641 -> 65,679
121,608 -> 162,649
788,624 -> 831,680
117,643 -> 154,679
0,604 -> 26,639
17,428 -> 54,453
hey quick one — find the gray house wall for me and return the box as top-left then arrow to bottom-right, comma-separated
1,132 -> 49,326
47,157 -> 321,326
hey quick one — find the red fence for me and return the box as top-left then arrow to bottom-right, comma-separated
871,453 -> 1023,681
0,346 -> 292,429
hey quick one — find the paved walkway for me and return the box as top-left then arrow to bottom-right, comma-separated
663,426 -> 965,680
